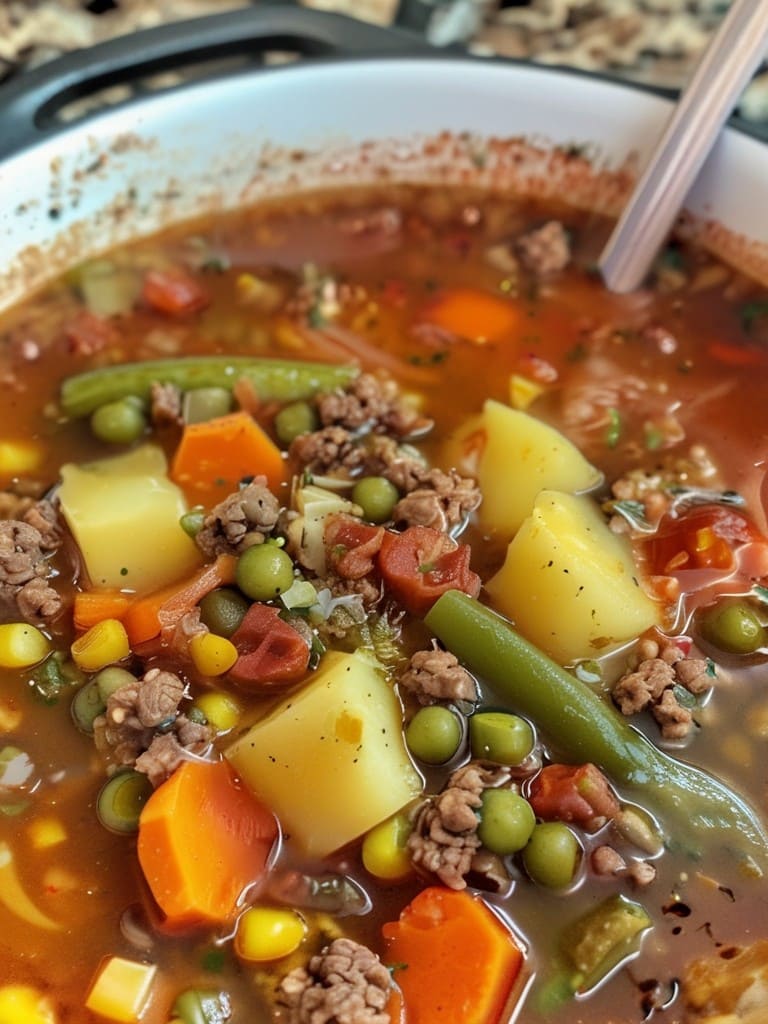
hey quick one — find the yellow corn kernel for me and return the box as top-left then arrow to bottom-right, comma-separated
235,907 -> 307,963
0,440 -> 42,476
85,957 -> 156,1023
189,633 -> 238,677
28,817 -> 67,850
361,812 -> 413,881
191,690 -> 242,732
0,702 -> 22,731
71,619 -> 129,672
0,624 -> 51,669
0,984 -> 56,1024
509,374 -> 545,410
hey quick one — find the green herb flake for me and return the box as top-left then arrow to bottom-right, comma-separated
201,948 -> 226,973
605,407 -> 622,449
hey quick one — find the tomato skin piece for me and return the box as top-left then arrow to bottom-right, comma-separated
528,763 -> 620,830
646,504 -> 766,576
378,525 -> 480,617
325,513 -> 385,580
229,603 -> 310,691
142,268 -> 209,316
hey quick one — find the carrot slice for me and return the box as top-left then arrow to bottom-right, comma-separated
170,411 -> 287,507
421,287 -> 521,344
73,589 -> 132,632
137,759 -> 277,930
382,886 -> 524,1024
122,554 -> 237,646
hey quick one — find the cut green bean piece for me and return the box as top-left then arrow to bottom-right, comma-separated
71,679 -> 106,734
60,357 -> 358,419
96,770 -> 153,834
425,590 -> 768,871
172,987 -> 232,1024
563,895 -> 651,993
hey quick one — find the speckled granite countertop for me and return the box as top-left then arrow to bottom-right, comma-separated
2,0 -> 767,126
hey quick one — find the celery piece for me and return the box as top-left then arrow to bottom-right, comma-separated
425,590 -> 768,871
563,895 -> 651,993
60,356 -> 358,419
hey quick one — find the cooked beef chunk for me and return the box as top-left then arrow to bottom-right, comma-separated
398,646 -> 477,705
290,426 -> 368,476
652,688 -> 694,741
393,468 -> 480,534
195,478 -> 280,557
613,658 -> 675,715
22,500 -> 62,551
516,220 -> 571,275
93,668 -> 211,784
278,937 -> 391,1024
0,519 -> 61,624
149,381 -> 183,426
316,372 -> 431,437
408,762 -> 510,890
364,435 -> 429,493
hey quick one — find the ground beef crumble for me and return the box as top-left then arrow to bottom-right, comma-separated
278,937 -> 391,1024
93,667 -> 212,785
0,518 -> 62,624
316,372 -> 431,438
612,632 -> 711,741
398,646 -> 477,705
516,220 -> 571,276
149,380 -> 183,426
195,478 -> 280,557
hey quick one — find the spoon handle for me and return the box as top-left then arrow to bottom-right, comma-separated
599,0 -> 768,294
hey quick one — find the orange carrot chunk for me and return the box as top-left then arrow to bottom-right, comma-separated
73,589 -> 132,632
421,287 -> 521,345
137,759 -> 277,930
382,886 -> 524,1024
170,411 -> 286,508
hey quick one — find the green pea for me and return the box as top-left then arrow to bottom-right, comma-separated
405,705 -> 462,765
478,789 -> 536,855
94,666 -> 136,703
180,507 -> 206,538
236,544 -> 295,602
96,770 -> 153,834
198,587 -> 250,637
274,401 -> 318,445
90,396 -> 146,444
182,386 -> 232,424
701,601 -> 765,654
522,822 -> 581,889
469,711 -> 534,765
71,679 -> 106,734
352,476 -> 400,524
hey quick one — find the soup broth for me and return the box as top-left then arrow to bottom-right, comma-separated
1,185 -> 768,1024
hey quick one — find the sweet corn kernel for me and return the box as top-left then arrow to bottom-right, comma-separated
71,619 -> 129,672
85,956 -> 156,1023
0,984 -> 56,1024
509,374 -> 545,410
28,817 -> 67,850
361,812 -> 413,881
0,702 -> 22,731
235,907 -> 307,963
0,624 -> 51,669
0,440 -> 42,476
189,633 -> 238,677
191,690 -> 242,732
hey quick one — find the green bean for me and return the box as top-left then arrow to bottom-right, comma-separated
478,789 -> 535,854
522,822 -> 581,888
274,401 -> 319,445
199,587 -> 249,637
96,770 -> 153,833
236,544 -> 294,602
60,356 -> 358,419
701,601 -> 765,654
425,590 -> 768,871
352,476 -> 400,524
469,711 -> 534,765
90,397 -> 147,444
405,706 -> 463,765
172,988 -> 232,1024
94,666 -> 136,703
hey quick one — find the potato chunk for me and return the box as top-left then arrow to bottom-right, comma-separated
485,491 -> 660,664
58,444 -> 201,594
226,649 -> 423,857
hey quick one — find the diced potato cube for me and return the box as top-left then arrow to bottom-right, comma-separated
0,440 -> 42,476
485,491 -> 660,664
58,445 -> 201,594
85,957 -> 156,1023
28,817 -> 67,850
475,401 -> 602,539
0,985 -> 56,1024
226,650 -> 423,857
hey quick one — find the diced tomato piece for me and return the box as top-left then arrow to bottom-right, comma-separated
64,309 -> 118,355
229,603 -> 310,691
528,763 -> 620,830
646,504 -> 765,576
325,513 -> 385,580
142,267 -> 209,316
378,525 -> 480,617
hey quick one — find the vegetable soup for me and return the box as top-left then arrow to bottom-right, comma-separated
2,184 -> 768,1024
